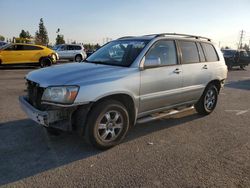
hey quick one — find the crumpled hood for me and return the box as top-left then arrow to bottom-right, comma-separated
26,62 -> 137,87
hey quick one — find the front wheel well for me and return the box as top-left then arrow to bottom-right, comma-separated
93,94 -> 136,126
72,94 -> 136,135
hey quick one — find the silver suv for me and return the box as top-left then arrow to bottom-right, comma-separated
53,44 -> 87,62
19,33 -> 228,149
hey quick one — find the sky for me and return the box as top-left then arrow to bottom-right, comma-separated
0,0 -> 250,48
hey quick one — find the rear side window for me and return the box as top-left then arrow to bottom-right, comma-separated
201,43 -> 219,62
179,41 -> 199,64
74,45 -> 82,50
22,45 -> 43,50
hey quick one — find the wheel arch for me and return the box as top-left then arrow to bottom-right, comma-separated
73,93 -> 137,135
206,79 -> 222,93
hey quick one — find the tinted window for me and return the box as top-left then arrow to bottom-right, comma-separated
145,40 -> 177,65
201,43 -> 219,62
68,45 -> 74,50
74,45 -> 82,50
4,45 -> 16,51
179,41 -> 199,64
4,45 -> 23,51
22,45 -> 43,50
197,43 -> 206,62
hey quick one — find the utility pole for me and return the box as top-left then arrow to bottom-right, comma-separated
238,30 -> 245,49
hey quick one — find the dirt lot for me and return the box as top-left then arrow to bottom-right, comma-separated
0,65 -> 250,188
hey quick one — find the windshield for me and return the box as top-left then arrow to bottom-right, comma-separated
86,40 -> 149,67
0,43 -> 10,50
52,45 -> 62,50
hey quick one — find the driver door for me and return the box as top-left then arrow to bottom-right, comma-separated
139,40 -> 183,114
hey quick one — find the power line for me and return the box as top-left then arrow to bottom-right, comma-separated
238,30 -> 245,49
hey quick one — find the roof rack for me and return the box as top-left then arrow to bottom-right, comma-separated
117,36 -> 135,40
145,33 -> 211,41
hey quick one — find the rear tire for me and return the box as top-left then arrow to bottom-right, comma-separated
240,65 -> 245,70
84,100 -> 130,150
75,55 -> 83,62
195,85 -> 218,115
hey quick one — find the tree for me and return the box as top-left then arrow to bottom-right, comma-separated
0,35 -> 4,41
19,30 -> 31,38
35,18 -> 49,46
55,34 -> 65,45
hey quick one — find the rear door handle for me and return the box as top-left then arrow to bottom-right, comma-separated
173,68 -> 182,74
203,65 -> 208,69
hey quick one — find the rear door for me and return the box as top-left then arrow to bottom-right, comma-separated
22,45 -> 43,63
177,40 -> 211,102
139,40 -> 183,114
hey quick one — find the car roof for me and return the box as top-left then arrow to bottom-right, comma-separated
60,44 -> 83,46
12,43 -> 46,48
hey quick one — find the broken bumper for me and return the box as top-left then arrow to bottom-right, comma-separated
19,96 -> 50,126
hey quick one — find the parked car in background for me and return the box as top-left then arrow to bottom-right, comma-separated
222,49 -> 250,70
0,43 -> 58,67
86,50 -> 95,57
53,44 -> 87,62
0,41 -> 7,47
19,33 -> 227,149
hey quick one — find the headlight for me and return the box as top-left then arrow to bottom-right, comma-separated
42,86 -> 79,104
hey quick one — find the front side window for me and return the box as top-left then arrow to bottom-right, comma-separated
201,43 -> 219,62
4,45 -> 23,51
145,40 -> 177,65
4,45 -> 16,51
22,45 -> 43,50
179,41 -> 199,64
87,40 -> 149,67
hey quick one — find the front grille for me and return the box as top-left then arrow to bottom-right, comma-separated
27,80 -> 45,110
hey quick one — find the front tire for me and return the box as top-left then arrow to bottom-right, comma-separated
195,85 -> 218,115
40,57 -> 52,68
85,100 -> 130,150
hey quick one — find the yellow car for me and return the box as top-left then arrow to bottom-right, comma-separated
0,43 -> 58,67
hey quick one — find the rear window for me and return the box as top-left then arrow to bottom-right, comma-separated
179,41 -> 199,64
201,43 -> 219,62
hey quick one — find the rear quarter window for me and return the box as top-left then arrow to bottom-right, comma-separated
201,43 -> 219,62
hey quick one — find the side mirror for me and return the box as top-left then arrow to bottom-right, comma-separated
144,56 -> 161,69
